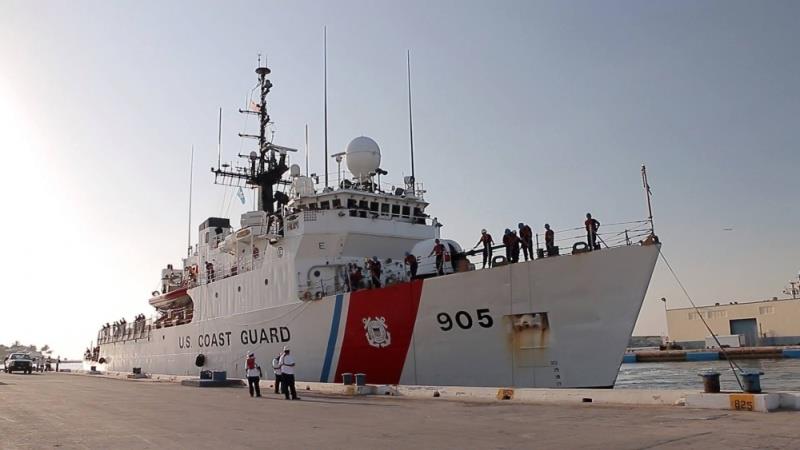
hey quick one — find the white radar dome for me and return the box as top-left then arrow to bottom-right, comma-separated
346,136 -> 381,181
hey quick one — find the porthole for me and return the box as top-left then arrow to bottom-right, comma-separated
264,279 -> 269,285
215,292 -> 219,298
313,270 -> 321,277
237,286 -> 242,292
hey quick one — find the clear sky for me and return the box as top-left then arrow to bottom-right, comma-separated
2,0 -> 798,358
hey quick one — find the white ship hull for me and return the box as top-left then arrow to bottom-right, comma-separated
98,244 -> 658,388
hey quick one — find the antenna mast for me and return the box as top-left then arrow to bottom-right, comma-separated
641,164 -> 654,235
212,58 -> 297,216
323,26 -> 329,189
187,145 -> 194,256
407,49 -> 415,183
305,124 -> 309,176
216,108 -> 222,169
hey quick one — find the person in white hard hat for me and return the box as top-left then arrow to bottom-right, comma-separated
279,346 -> 298,400
472,229 -> 494,269
271,351 -> 283,394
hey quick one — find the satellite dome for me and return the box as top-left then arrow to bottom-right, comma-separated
346,136 -> 381,181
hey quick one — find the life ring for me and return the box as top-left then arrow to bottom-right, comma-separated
491,255 -> 507,266
572,242 -> 589,252
98,357 -> 107,364
195,354 -> 205,367
302,291 -> 312,301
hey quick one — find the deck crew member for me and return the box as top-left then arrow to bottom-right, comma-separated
502,229 -> 512,261
404,252 -> 418,279
348,265 -> 363,292
428,239 -> 446,276
271,352 -> 283,394
503,229 -> 521,263
369,257 -> 382,288
544,224 -> 555,256
511,231 -> 521,262
472,229 -> 494,269
279,346 -> 299,400
518,223 -> 534,261
585,213 -> 600,250
205,261 -> 215,282
245,352 -> 262,398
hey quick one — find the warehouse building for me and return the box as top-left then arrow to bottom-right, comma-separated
666,297 -> 800,349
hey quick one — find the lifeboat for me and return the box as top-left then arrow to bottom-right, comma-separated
148,286 -> 192,310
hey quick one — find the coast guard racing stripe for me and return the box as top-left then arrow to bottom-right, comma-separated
334,280 -> 423,384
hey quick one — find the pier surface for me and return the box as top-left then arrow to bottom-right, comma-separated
1,373 -> 798,449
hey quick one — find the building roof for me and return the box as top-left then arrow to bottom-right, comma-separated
667,297 -> 799,312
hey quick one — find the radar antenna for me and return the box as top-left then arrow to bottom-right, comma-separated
211,61 -> 297,215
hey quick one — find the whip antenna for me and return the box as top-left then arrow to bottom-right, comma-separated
407,49 -> 415,183
217,108 -> 222,169
187,145 -> 194,256
305,124 -> 309,176
323,26 -> 329,189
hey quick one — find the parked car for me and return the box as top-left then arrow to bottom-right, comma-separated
3,353 -> 33,374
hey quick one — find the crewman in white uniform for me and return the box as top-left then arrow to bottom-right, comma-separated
279,346 -> 298,400
271,352 -> 283,394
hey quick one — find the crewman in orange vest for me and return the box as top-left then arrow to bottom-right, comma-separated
428,239 -> 446,276
518,223 -> 533,261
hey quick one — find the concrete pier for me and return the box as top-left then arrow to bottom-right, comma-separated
1,372 -> 798,449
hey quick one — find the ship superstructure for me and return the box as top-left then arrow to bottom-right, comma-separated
93,63 -> 661,389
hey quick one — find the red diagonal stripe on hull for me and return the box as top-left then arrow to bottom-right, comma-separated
335,280 -> 423,385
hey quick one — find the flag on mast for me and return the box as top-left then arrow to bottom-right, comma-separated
236,186 -> 246,204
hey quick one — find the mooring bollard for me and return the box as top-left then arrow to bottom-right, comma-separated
698,370 -> 721,393
341,372 -> 354,385
738,369 -> 764,394
355,373 -> 366,386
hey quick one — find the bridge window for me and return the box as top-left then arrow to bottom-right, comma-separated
332,199 -> 342,208
381,203 -> 390,214
370,202 -> 379,212
320,201 -> 330,210
402,206 -> 410,217
391,204 -> 400,216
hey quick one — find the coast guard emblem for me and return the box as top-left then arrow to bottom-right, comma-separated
363,317 -> 391,348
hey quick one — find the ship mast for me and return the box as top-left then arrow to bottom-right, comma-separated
211,60 -> 297,217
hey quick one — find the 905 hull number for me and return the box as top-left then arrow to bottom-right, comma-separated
437,308 -> 493,331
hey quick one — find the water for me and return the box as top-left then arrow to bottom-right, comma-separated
615,359 -> 800,391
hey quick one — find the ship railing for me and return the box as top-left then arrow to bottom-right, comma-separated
464,218 -> 656,267
300,171 -> 426,201
289,204 -> 432,226
152,306 -> 194,329
197,255 -> 265,286
96,318 -> 154,344
97,306 -> 198,344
